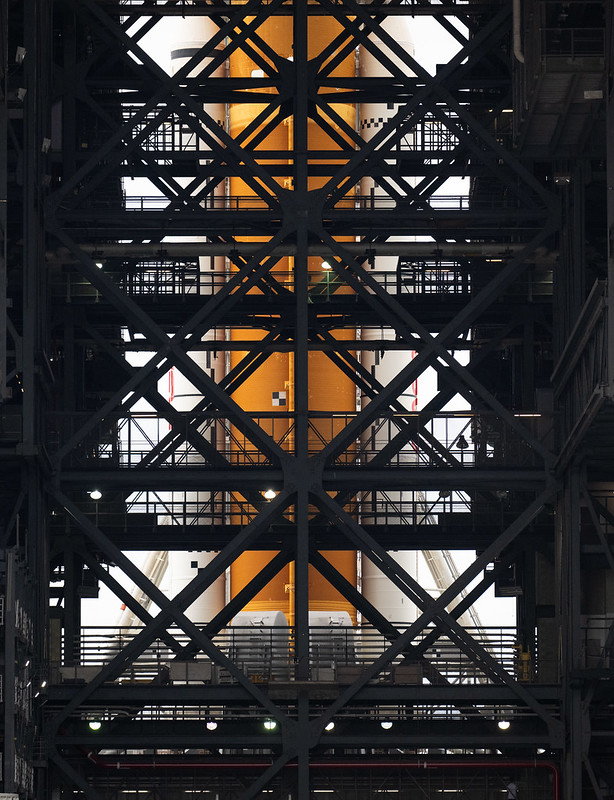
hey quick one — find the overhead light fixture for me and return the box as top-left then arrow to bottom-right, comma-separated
95,261 -> 104,269
263,719 -> 277,731
324,721 -> 335,731
263,489 -> 276,500
206,720 -> 218,731
321,260 -> 333,270
380,720 -> 393,730
497,719 -> 511,730
88,720 -> 102,731
89,489 -> 102,500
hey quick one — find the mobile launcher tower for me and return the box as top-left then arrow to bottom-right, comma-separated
6,0 -> 613,798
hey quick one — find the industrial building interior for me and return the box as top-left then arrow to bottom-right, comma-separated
1,0 -> 613,797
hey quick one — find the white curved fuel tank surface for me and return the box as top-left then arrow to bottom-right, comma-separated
359,18 -> 415,141
230,611 -> 290,680
309,610 -> 355,666
232,610 -> 289,628
167,551 -> 225,623
362,552 -> 420,625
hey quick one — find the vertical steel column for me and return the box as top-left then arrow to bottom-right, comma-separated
0,0 -> 7,403
293,3 -> 311,796
560,465 -> 583,800
293,0 -> 310,683
608,0 -> 614,393
62,548 -> 81,667
19,1 -> 50,796
3,551 -> 17,794
22,0 -> 45,454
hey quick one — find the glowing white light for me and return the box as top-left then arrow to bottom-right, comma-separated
263,489 -> 276,500
497,719 -> 511,730
89,489 -> 102,500
263,719 -> 277,731
88,720 -> 102,731
324,721 -> 335,731
321,260 -> 333,270
206,720 -> 218,731
380,721 -> 393,730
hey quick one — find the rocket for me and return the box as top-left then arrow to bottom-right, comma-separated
118,10 -> 476,651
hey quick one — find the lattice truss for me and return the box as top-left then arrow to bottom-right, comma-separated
42,0 -> 565,795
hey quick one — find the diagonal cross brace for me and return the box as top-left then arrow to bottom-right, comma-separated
317,229 -> 557,465
312,486 -> 562,744
48,488 -> 295,732
51,230 -> 291,466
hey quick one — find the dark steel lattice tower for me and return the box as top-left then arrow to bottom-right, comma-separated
1,1 -> 613,798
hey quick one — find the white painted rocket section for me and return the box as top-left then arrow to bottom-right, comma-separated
111,15 -> 483,641
160,18 -> 227,624
357,21 -> 482,632
115,550 -> 168,627
359,20 -> 422,625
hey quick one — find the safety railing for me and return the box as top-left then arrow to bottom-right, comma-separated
580,616 -> 614,669
541,27 -> 605,59
122,105 -> 222,154
118,489 -> 466,526
552,280 -> 610,465
123,195 -> 278,211
50,263 -> 473,303
333,194 -> 524,211
46,410 -> 552,471
82,193 -> 526,214
54,624 -> 527,688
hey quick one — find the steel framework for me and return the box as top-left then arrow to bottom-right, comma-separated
1,0 -> 613,798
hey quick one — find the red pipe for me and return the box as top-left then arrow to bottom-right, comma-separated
87,753 -> 559,799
